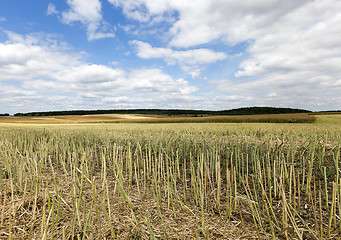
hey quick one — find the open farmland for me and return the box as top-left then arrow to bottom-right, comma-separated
0,117 -> 341,239
0,114 -> 156,123
0,112 -> 315,124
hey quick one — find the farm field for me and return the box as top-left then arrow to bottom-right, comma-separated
0,115 -> 341,239
0,114 -> 157,123
0,112 -> 315,124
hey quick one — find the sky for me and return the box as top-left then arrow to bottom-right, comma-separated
0,0 -> 341,114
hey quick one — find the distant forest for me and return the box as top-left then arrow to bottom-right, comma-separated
13,107 -> 311,117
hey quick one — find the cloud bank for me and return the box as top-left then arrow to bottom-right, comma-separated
1,0 -> 341,113
110,0 -> 341,110
0,31 -> 199,113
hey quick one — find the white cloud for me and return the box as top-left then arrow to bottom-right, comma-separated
210,70 -> 341,111
221,0 -> 341,111
234,1 -> 341,78
61,0 -> 114,40
0,33 -> 73,83
23,67 -> 198,97
108,0 -> 173,23
168,1 -> 312,48
131,40 -> 227,77
2,0 -> 341,112
0,17 -> 6,22
0,31 -> 81,81
18,67 -> 199,112
109,0 -> 312,47
127,68 -> 198,94
131,40 -> 227,65
0,83 -> 46,113
47,3 -> 59,15
54,64 -> 125,83
111,0 -> 341,110
0,31 -> 200,114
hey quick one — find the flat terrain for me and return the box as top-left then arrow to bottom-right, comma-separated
0,112 -> 315,123
0,114 -> 156,123
0,114 -> 340,239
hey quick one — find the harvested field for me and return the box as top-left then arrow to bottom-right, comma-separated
0,114 -> 155,123
0,121 -> 341,239
0,113 -> 315,124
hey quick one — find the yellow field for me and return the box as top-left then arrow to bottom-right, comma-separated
313,114 -> 341,125
0,112 -> 316,124
0,115 -> 340,239
0,114 -> 156,123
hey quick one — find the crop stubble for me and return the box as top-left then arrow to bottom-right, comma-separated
0,121 -> 340,239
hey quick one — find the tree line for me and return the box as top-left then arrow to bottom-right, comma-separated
13,107 -> 311,117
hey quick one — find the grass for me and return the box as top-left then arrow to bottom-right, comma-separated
313,114 -> 341,125
0,118 -> 340,239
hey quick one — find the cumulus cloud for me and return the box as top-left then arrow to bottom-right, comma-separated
0,17 -> 6,22
0,32 -> 81,81
18,67 -> 200,112
110,0 -> 341,110
109,0 -> 318,47
22,67 -> 197,97
0,83 -> 46,113
54,64 -> 126,83
0,31 -> 199,114
167,0 -> 310,47
210,71 -> 341,111
234,1 -> 341,76
2,1 -> 341,112
131,40 -> 227,65
61,0 -> 114,40
131,40 -> 227,77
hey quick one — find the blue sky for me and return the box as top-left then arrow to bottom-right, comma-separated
0,0 -> 341,114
